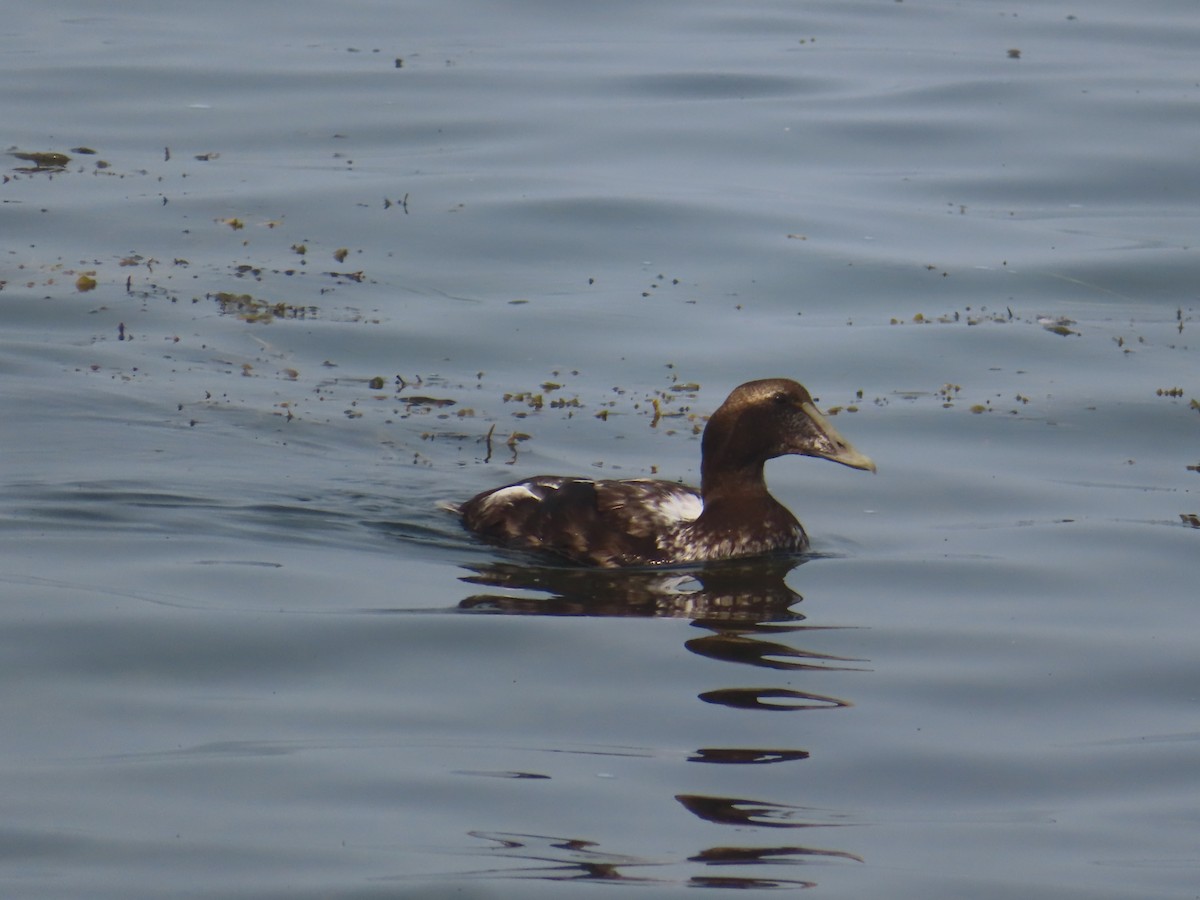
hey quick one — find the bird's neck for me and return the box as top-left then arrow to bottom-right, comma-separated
700,458 -> 768,503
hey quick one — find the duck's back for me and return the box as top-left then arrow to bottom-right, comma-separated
460,476 -> 703,567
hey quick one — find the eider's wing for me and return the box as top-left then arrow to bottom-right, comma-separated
591,479 -> 702,534
461,477 -> 702,567
460,476 -> 574,543
585,479 -> 702,566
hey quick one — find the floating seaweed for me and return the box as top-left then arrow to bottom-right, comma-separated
11,150 -> 70,170
209,291 -> 318,322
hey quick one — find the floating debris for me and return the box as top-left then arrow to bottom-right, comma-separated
937,384 -> 962,407
402,396 -> 456,408
1038,316 -> 1078,336
503,391 -> 544,411
383,193 -> 409,212
11,150 -> 70,170
209,291 -> 318,322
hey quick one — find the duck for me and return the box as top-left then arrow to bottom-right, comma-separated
457,378 -> 875,567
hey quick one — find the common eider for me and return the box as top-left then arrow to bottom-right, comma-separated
457,378 -> 875,567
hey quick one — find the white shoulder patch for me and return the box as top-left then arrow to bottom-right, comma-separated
654,490 -> 703,524
479,483 -> 541,512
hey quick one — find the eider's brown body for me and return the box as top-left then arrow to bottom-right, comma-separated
458,379 -> 875,567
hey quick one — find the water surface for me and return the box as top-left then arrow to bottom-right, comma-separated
2,0 -> 1198,897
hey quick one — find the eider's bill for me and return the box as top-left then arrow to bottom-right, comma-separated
797,399 -> 877,473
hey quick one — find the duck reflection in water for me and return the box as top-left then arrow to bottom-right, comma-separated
464,827 -> 861,888
458,554 -> 806,619
458,555 -> 863,704
455,555 -> 865,884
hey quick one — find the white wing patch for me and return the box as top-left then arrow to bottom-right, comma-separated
478,483 -> 541,512
653,490 -> 703,524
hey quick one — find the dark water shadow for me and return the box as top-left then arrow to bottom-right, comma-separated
452,555 -> 866,885
458,555 -> 808,619
456,555 -> 864,688
456,828 -> 860,889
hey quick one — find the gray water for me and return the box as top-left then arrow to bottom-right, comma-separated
3,0 -> 1198,897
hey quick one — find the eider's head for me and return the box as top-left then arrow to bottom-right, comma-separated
701,379 -> 876,492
